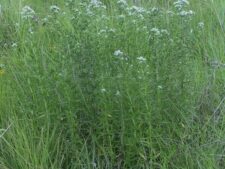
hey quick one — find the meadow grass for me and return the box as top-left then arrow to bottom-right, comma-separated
0,0 -> 225,168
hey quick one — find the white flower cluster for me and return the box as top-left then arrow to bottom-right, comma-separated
173,0 -> 195,18
113,50 -> 128,61
98,27 -> 116,35
129,6 -> 146,14
150,28 -> 169,36
50,5 -> 60,13
117,0 -> 128,9
116,1 -> 161,21
86,7 -> 94,16
86,0 -> 106,16
150,28 -> 161,36
125,5 -> 148,20
21,5 -> 35,19
114,50 -> 123,56
178,10 -> 194,17
173,0 -> 189,10
90,0 -> 106,8
91,0 -> 98,4
137,56 -> 146,63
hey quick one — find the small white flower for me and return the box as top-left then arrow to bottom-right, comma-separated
167,10 -> 175,16
15,23 -> 20,27
151,28 -> 161,36
91,0 -> 98,4
92,162 -> 97,168
115,90 -> 120,96
21,5 -> 35,19
11,43 -> 17,48
118,14 -> 125,20
42,17 -> 48,23
138,14 -> 144,20
101,88 -> 106,93
132,20 -> 137,24
0,64 -> 5,69
90,0 -> 105,8
50,5 -> 60,13
174,0 -> 189,5
169,38 -> 174,43
198,22 -> 204,28
86,8 -> 94,16
101,15 -> 109,20
108,28 -> 116,33
158,85 -> 163,89
143,26 -> 147,30
151,7 -> 159,13
114,50 -> 123,56
161,29 -> 169,35
138,76 -> 143,80
98,29 -> 106,34
28,27 -> 34,34
137,56 -> 146,63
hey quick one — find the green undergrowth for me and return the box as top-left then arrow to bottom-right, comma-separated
0,0 -> 225,168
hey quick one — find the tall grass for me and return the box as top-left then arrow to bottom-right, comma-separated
0,0 -> 225,168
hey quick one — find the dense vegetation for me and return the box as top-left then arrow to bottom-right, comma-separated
0,0 -> 225,168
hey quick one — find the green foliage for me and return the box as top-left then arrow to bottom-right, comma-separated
0,0 -> 225,168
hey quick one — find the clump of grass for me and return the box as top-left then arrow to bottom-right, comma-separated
0,0 -> 225,168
